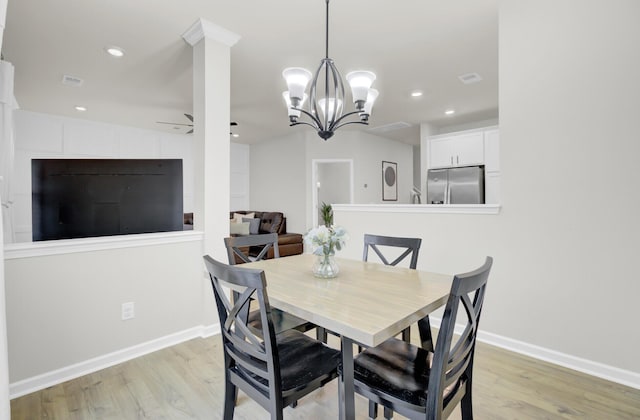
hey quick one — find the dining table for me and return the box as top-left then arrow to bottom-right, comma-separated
245,253 -> 453,420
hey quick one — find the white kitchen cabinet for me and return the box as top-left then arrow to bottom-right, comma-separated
428,131 -> 484,169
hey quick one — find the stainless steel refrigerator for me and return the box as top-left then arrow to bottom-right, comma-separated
426,166 -> 484,204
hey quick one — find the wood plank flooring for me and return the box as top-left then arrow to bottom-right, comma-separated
11,331 -> 640,419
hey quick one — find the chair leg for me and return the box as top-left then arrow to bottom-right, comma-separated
223,378 -> 237,420
368,400 -> 378,418
461,379 -> 474,419
383,406 -> 393,419
316,327 -> 328,343
401,326 -> 410,342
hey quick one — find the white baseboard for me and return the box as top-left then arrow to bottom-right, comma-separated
9,323 -> 220,399
429,317 -> 640,390
477,330 -> 640,390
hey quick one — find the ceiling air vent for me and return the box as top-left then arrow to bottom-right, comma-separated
61,74 -> 84,87
368,121 -> 412,133
458,72 -> 483,85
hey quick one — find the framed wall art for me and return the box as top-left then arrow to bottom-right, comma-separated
382,161 -> 397,201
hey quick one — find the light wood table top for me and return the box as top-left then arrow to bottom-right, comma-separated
246,253 -> 453,348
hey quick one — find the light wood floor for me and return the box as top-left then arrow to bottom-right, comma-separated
11,331 -> 640,419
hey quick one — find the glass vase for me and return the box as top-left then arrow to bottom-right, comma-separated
312,253 -> 340,278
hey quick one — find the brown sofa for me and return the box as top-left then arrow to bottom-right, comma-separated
229,211 -> 303,259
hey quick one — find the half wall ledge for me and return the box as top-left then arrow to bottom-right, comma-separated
4,231 -> 204,260
332,204 -> 501,215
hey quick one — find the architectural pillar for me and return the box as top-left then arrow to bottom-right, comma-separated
0,0 -> 12,414
182,19 -> 240,260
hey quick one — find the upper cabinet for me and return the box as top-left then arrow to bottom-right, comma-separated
428,131 -> 484,169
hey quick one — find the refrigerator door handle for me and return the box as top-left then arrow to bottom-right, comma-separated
445,183 -> 450,204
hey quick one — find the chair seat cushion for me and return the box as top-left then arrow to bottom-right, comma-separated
353,338 -> 459,408
236,329 -> 340,394
247,308 -> 313,335
276,330 -> 341,393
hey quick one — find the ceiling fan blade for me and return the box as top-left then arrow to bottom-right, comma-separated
187,129 -> 194,134
184,113 -> 194,122
157,121 -> 193,126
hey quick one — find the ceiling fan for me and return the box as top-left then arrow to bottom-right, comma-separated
157,114 -> 238,135
157,113 -> 195,134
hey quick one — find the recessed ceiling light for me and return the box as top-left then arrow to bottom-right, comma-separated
231,133 -> 240,138
105,46 -> 125,57
74,106 -> 87,112
445,109 -> 455,116
458,72 -> 483,84
410,91 -> 423,97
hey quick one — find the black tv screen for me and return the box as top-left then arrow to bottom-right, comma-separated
32,159 -> 183,241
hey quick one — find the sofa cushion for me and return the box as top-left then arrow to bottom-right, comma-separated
243,217 -> 260,235
278,233 -> 303,246
232,212 -> 254,223
258,212 -> 284,234
230,221 -> 250,235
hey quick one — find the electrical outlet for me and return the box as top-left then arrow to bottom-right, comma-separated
121,302 -> 135,320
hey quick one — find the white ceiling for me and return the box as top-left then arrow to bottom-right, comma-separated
2,0 -> 499,145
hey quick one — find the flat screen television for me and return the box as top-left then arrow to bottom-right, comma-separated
32,159 -> 183,241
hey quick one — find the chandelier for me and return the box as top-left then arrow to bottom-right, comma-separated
282,0 -> 379,140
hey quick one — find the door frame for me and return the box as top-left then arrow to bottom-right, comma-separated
311,159 -> 354,227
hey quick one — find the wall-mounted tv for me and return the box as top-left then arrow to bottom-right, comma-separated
32,159 -> 183,241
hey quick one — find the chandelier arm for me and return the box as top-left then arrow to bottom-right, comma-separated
329,109 -> 363,130
327,60 -> 345,126
290,120 -> 322,130
295,107 -> 324,130
333,120 -> 369,131
309,59 -> 328,128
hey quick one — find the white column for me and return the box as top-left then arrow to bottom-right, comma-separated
0,0 -> 6,49
0,0 -> 12,411
182,19 -> 240,261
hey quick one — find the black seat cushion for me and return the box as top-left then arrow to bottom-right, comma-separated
234,329 -> 340,396
247,307 -> 313,334
353,338 -> 460,408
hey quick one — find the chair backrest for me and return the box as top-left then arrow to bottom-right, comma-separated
426,256 -> 493,418
362,234 -> 422,269
203,255 -> 283,406
224,232 -> 280,265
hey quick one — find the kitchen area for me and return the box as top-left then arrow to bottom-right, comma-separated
422,125 -> 500,206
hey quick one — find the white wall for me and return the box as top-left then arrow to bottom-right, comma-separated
249,129 -> 413,234
334,0 -> 640,384
249,132 -> 308,233
305,130 -> 414,206
230,142 -> 250,211
10,110 -> 194,242
4,236 -> 208,388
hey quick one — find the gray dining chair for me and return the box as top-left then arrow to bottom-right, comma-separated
223,233 -> 315,336
362,233 -> 424,343
361,233 -> 427,418
203,255 -> 341,419
349,257 -> 493,420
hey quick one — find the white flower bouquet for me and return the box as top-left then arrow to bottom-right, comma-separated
304,225 -> 348,257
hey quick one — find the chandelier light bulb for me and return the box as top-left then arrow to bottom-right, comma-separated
346,71 -> 376,108
361,89 -> 379,120
282,68 -> 312,107
318,97 -> 343,123
283,91 -> 308,120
